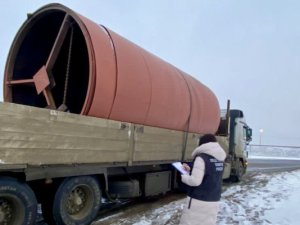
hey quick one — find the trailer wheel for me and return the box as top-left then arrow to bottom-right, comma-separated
0,177 -> 37,225
52,176 -> 101,225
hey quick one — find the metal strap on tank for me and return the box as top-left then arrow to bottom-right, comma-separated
176,69 -> 193,161
99,25 -> 119,118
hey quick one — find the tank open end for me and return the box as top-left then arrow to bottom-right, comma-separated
4,5 -> 90,114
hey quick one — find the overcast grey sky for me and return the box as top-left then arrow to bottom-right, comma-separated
0,1 -> 299,146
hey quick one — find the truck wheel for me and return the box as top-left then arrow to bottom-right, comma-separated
52,176 -> 101,225
230,161 -> 244,182
0,177 -> 37,225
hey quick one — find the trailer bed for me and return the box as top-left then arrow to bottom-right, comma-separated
0,102 -> 198,169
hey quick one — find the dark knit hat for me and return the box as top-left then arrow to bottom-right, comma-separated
199,134 -> 217,146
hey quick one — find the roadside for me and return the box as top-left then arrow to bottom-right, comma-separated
219,169 -> 300,225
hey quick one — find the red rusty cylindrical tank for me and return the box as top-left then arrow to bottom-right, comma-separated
3,3 -> 220,134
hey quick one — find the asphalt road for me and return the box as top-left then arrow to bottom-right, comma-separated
247,157 -> 300,172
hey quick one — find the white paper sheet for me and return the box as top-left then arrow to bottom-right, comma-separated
172,162 -> 189,175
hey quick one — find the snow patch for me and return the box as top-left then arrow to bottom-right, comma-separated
249,155 -> 300,160
132,218 -> 151,225
95,212 -> 124,222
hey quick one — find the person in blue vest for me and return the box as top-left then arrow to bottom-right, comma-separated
179,134 -> 226,225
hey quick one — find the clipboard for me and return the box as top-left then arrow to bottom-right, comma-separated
172,162 -> 189,175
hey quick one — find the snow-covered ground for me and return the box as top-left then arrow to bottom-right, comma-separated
93,146 -> 300,224
248,145 -> 300,159
219,170 -> 300,225
93,169 -> 300,225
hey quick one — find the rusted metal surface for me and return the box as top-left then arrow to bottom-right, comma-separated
4,3 -> 220,134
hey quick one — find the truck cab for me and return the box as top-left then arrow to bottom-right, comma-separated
216,103 -> 252,181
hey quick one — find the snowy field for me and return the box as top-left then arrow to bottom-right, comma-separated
93,169 -> 300,225
248,145 -> 300,159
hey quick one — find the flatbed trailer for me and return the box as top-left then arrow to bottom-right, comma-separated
0,102 -> 199,169
0,102 -> 199,224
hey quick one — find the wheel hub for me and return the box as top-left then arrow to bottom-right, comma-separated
67,187 -> 86,215
0,199 -> 13,224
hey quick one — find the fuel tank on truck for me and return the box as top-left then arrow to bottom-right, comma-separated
4,3 -> 220,134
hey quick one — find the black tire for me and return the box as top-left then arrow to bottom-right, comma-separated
230,161 -> 244,182
0,177 -> 37,225
52,176 -> 101,225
